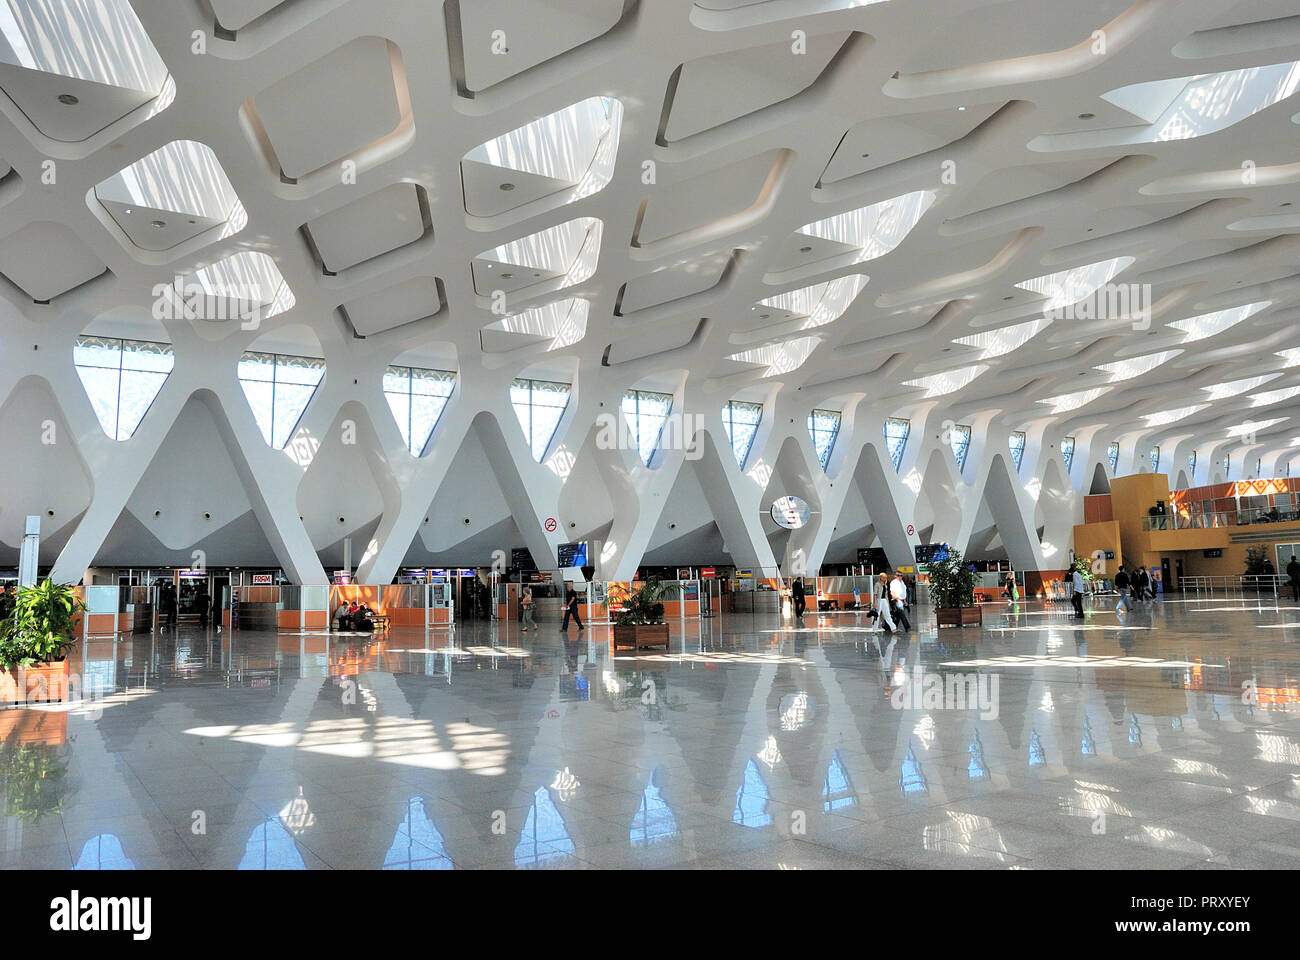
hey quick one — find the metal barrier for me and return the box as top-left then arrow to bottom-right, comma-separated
1182,574 -> 1287,599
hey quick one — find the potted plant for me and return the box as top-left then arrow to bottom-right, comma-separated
927,547 -> 982,628
611,579 -> 670,651
0,580 -> 83,704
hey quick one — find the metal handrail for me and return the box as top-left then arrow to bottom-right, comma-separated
1143,508 -> 1300,531
1182,574 -> 1286,599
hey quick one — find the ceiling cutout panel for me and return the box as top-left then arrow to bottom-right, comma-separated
689,0 -> 886,31
606,317 -> 705,365
471,217 -> 601,300
634,149 -> 790,249
304,182 -> 428,273
248,36 -> 409,179
662,31 -> 853,142
452,0 -> 629,93
480,298 -> 588,353
821,102 -> 1003,185
0,0 -> 172,142
341,276 -> 445,337
93,140 -> 244,253
462,96 -> 622,219
211,0 -> 295,33
0,221 -> 107,300
617,249 -> 735,316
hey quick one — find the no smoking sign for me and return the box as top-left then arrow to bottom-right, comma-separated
906,524 -> 915,536
544,517 -> 558,532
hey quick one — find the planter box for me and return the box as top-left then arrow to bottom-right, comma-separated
612,623 -> 670,651
0,661 -> 71,705
935,606 -> 983,628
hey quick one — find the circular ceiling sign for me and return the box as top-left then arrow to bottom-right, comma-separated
770,495 -> 811,529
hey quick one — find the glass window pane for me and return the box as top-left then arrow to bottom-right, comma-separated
884,418 -> 909,471
723,400 -> 762,469
116,370 -> 168,440
511,378 -> 571,462
76,365 -> 122,438
73,335 -> 173,440
1009,431 -> 1026,471
239,379 -> 275,446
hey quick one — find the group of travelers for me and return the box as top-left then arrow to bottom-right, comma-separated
867,571 -> 911,635
1113,564 -> 1157,615
334,600 -> 376,632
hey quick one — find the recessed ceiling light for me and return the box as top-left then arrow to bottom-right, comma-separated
957,105 -> 966,111
150,220 -> 165,228
1282,202 -> 1293,207
1002,295 -> 1013,301
123,208 -> 133,215
1078,112 -> 1095,119
799,246 -> 812,253
860,152 -> 870,158
501,272 -> 513,279
499,182 -> 515,191
57,93 -> 79,105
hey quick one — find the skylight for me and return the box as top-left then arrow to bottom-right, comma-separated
1038,387 -> 1112,414
726,337 -> 821,377
1201,375 -> 1280,400
1251,386 -> 1300,407
1227,418 -> 1286,437
184,252 -> 295,324
473,217 -> 601,293
903,363 -> 987,398
792,189 -> 934,264
749,274 -> 866,333
1009,431 -> 1026,470
1095,350 -> 1180,382
481,298 -> 588,352
0,0 -> 168,93
463,97 -> 622,212
1170,301 -> 1269,342
953,319 -> 1045,359
1143,404 -> 1208,426
1121,61 -> 1300,143
1015,257 -> 1134,317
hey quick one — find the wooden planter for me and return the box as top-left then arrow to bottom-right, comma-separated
612,623 -> 670,651
935,606 -> 983,628
0,661 -> 71,705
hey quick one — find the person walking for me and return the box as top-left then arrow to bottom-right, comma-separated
1070,566 -> 1085,618
874,573 -> 895,634
561,584 -> 584,632
520,586 -> 536,633
889,571 -> 911,631
1114,565 -> 1131,614
791,576 -> 806,620
1288,555 -> 1300,603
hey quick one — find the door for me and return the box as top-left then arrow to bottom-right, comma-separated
1160,558 -> 1172,594
1173,558 -> 1183,593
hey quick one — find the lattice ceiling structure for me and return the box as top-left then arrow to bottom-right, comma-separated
1,0 -> 1299,583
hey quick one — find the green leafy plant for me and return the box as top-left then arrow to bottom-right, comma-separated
612,579 -> 666,626
1072,555 -> 1094,581
926,547 -> 978,609
0,580 -> 83,669
1,743 -> 69,823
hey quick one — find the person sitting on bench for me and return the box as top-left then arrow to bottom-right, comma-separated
335,602 -> 353,631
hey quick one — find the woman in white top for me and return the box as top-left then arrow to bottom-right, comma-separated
874,573 -> 895,633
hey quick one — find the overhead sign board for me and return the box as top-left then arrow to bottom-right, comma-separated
511,548 -> 536,571
914,543 -> 950,566
701,567 -> 717,578
557,541 -> 588,568
252,574 -> 273,585
770,495 -> 811,530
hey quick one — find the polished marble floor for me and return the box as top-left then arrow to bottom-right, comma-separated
5,593 -> 1300,870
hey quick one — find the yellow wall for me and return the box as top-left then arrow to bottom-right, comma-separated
1072,520 -> 1122,572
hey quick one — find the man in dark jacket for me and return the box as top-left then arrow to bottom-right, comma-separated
1288,556 -> 1300,602
1136,566 -> 1150,601
1114,565 -> 1130,614
561,585 -> 584,631
791,577 -> 806,620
